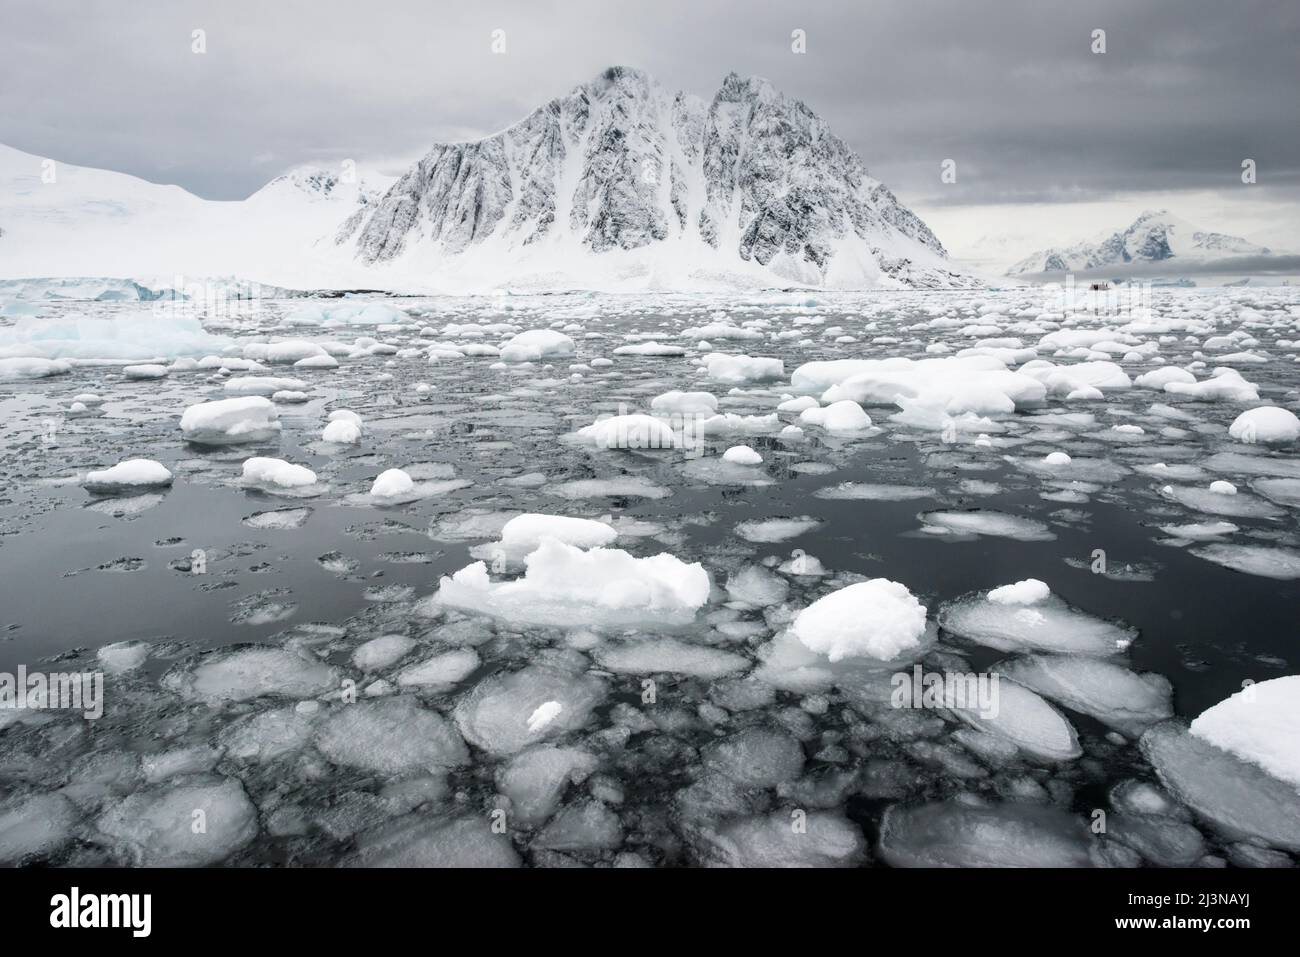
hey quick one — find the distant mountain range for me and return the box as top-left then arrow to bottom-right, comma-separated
1006,210 -> 1283,277
0,67 -> 982,293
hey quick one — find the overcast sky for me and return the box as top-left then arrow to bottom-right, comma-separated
3,0 -> 1297,258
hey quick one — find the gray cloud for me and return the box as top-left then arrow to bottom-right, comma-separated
1,0 -> 1296,204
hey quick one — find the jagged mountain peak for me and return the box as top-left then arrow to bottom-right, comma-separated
1007,210 -> 1273,277
336,67 -> 974,289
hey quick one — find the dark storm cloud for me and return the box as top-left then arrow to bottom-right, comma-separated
1,0 -> 1296,202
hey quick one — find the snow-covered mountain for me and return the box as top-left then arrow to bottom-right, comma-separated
339,67 -> 977,290
0,67 -> 980,291
0,141 -> 392,288
1007,210 -> 1274,277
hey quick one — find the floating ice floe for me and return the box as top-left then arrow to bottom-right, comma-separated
1228,406 -> 1300,444
998,655 -> 1173,736
986,578 -> 1050,605
163,647 -> 338,706
0,794 -> 79,865
1141,722 -> 1300,852
1190,675 -> 1300,790
224,375 -> 306,396
878,801 -> 1094,867
722,445 -> 762,465
347,814 -> 520,867
613,341 -> 685,356
496,746 -> 601,828
470,513 -> 617,564
573,413 -> 678,450
650,390 -> 717,415
436,539 -> 710,628
499,329 -> 575,362
83,459 -> 174,494
798,399 -> 872,432
395,648 -> 481,689
593,638 -> 748,678
702,810 -> 867,868
918,509 -> 1056,542
453,665 -> 608,755
701,353 -> 784,383
950,678 -> 1082,762
180,396 -> 281,444
791,355 -> 1045,417
813,482 -> 935,501
241,457 -> 318,489
315,697 -> 469,773
544,477 -> 671,500
735,516 -> 821,543
792,580 -> 928,663
95,779 -> 258,866
0,357 -> 70,380
938,586 -> 1134,656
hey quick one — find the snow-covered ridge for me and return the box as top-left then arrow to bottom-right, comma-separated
340,67 -> 978,291
1008,210 -> 1277,277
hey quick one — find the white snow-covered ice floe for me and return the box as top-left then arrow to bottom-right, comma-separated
436,539 -> 710,628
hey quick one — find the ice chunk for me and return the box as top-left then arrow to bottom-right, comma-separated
986,579 -> 1050,605
1229,406 -> 1300,444
1190,544 -> 1300,579
735,516 -> 821,543
223,375 -> 306,396
594,638 -> 748,678
0,793 -> 78,864
500,329 -> 575,362
1141,722 -> 1300,852
348,814 -> 520,867
218,707 -> 316,762
574,413 -> 678,450
83,459 -> 173,493
919,510 -> 1055,541
998,655 -> 1173,736
315,697 -> 468,772
322,418 -> 362,443
534,801 -> 624,852
95,779 -> 258,866
799,399 -> 872,432
545,477 -> 671,500
725,565 -> 789,607
395,649 -> 481,688
454,666 -> 608,755
436,539 -> 710,628
242,456 -> 317,489
496,746 -> 600,828
370,468 -> 414,499
793,580 -> 928,662
164,647 -> 338,705
651,390 -> 718,415
938,592 -> 1134,655
951,678 -> 1081,762
351,634 -> 416,671
1190,676 -> 1300,790
179,396 -> 281,444
702,810 -> 866,867
814,482 -> 935,501
701,353 -> 784,383
498,513 -> 617,554
722,445 -> 763,465
96,640 -> 150,674
878,801 -> 1093,867
703,728 -> 805,787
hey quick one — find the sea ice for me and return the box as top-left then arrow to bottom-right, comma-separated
792,580 -> 928,662
179,396 -> 281,444
83,459 -> 173,493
